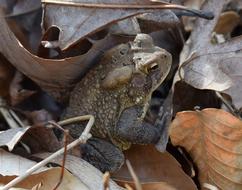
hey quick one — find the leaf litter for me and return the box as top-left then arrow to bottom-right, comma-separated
1,0 -> 242,190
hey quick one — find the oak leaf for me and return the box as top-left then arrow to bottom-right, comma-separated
169,108 -> 242,190
179,0 -> 242,108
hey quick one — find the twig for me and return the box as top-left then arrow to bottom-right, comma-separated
48,121 -> 69,190
126,160 -> 142,190
103,172 -> 110,190
1,115 -> 94,190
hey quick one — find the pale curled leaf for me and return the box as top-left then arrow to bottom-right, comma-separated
0,128 -> 30,151
0,150 -> 89,190
0,149 -> 46,176
0,8 -> 132,101
170,108 -> 242,190
35,153 -> 124,190
179,0 -> 242,94
41,0 -> 171,50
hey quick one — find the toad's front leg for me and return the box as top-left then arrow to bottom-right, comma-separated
80,137 -> 124,172
116,106 -> 160,144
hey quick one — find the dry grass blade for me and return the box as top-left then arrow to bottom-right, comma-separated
1,115 -> 94,190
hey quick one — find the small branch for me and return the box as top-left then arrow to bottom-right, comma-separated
103,172 -> 110,190
1,115 -> 94,190
126,160 -> 142,190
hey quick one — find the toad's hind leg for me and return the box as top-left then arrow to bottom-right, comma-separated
80,137 -> 124,172
116,106 -> 160,144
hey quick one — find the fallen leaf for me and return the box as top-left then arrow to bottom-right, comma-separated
0,127 -> 30,151
0,168 -> 89,190
42,0 -> 214,50
0,125 -> 61,152
0,149 -> 46,176
181,0 -> 205,32
9,71 -> 36,106
41,0 -> 175,50
178,0 -> 242,109
172,81 -> 221,115
35,153 -> 124,190
0,8 -> 132,102
0,53 -> 15,97
169,108 -> 242,190
214,11 -> 240,35
0,149 -> 89,190
112,145 -> 197,190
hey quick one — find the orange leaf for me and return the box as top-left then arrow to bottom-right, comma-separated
169,108 -> 242,190
112,145 -> 197,190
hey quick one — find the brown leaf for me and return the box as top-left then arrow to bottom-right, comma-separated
179,0 -> 242,108
9,71 -> 36,106
172,81 -> 221,115
41,0 -> 172,50
42,0 -> 214,50
0,124 -> 61,152
0,8 -> 132,101
112,145 -> 197,190
169,108 -> 242,190
0,54 -> 15,97
35,153 -> 124,190
0,149 -> 88,190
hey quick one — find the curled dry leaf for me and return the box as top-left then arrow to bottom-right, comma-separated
35,153 -> 124,190
0,54 -> 15,97
41,0 -> 172,50
179,0 -> 242,108
0,124 -> 61,152
0,149 -> 46,176
169,108 -> 242,190
0,149 -> 88,190
42,0 -> 214,50
112,145 -> 197,190
0,8 -> 132,101
9,71 -> 36,106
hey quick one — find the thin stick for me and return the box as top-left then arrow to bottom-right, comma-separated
42,0 -> 214,19
48,121 -> 69,190
1,115 -> 94,190
126,160 -> 142,190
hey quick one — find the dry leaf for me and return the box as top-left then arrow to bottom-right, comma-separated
178,0 -> 242,109
169,108 -> 242,190
0,149 -> 46,175
0,9 -> 133,101
112,145 -> 197,190
35,153 -> 124,190
0,168 -> 89,190
0,125 -> 61,152
214,11 -> 240,35
41,0 -> 172,50
9,71 -> 36,106
0,149 -> 89,190
0,54 -> 15,97
182,0 -> 205,32
172,81 -> 221,115
0,127 -> 31,151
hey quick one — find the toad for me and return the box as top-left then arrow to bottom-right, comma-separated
63,34 -> 172,172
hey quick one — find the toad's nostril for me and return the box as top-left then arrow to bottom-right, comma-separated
161,54 -> 167,59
